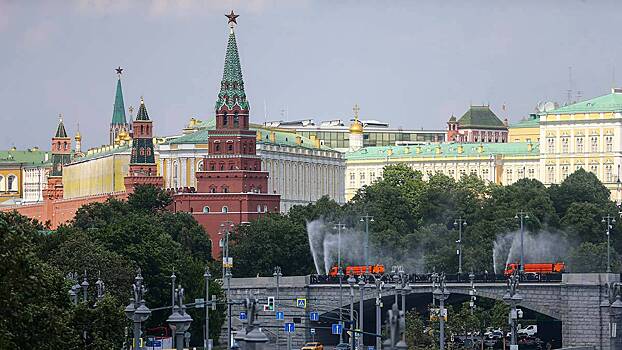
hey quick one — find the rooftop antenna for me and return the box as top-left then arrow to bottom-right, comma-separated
280,106 -> 288,122
613,66 -> 617,88
566,66 -> 573,105
263,99 -> 267,123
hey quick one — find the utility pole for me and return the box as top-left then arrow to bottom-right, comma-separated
338,267 -> 344,344
204,267 -> 211,350
334,222 -> 346,274
348,275 -> 357,347
469,272 -> 477,347
401,276 -> 411,342
220,221 -> 234,349
273,266 -> 283,349
360,214 -> 374,268
515,211 -> 529,273
603,215 -> 616,273
454,217 -> 467,275
432,273 -> 449,350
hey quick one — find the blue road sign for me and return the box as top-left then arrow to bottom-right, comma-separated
276,311 -> 284,320
310,328 -> 316,334
284,322 -> 295,333
367,347 -> 375,350
296,298 -> 307,308
239,312 -> 247,320
309,312 -> 319,321
146,340 -> 162,347
331,323 -> 343,335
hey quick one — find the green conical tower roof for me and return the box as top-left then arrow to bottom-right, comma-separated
111,78 -> 127,125
215,28 -> 249,111
55,116 -> 68,137
136,98 -> 150,121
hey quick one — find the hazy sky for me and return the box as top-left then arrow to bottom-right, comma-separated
1,0 -> 621,150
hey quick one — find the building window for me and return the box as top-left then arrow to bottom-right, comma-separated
359,172 -> 366,185
518,168 -> 525,179
606,136 -> 613,152
228,144 -> 233,152
223,113 -> 228,126
506,169 -> 513,184
561,165 -> 569,180
203,206 -> 210,213
590,164 -> 598,175
221,206 -> 228,213
257,204 -> 261,213
215,143 -> 221,152
527,168 -> 535,178
547,138 -> 555,153
546,166 -> 555,183
198,161 -> 204,171
146,148 -> 151,156
349,172 -> 355,186
7,175 -> 16,192
605,164 -> 614,183
576,137 -> 584,153
561,137 -> 569,153
263,205 -> 268,212
459,169 -> 466,177
591,136 -> 599,152
219,238 -> 224,248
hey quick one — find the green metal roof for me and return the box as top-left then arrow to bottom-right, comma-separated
509,114 -> 540,128
111,78 -> 127,125
166,119 -> 331,150
346,142 -> 538,160
548,90 -> 622,114
136,99 -> 150,121
0,150 -> 51,166
55,119 -> 68,138
215,30 -> 249,111
458,105 -> 506,129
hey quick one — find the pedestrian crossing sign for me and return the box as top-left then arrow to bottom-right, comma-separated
296,298 -> 306,308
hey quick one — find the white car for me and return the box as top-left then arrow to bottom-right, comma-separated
518,325 -> 538,336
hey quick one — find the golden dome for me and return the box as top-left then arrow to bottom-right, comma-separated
75,131 -> 81,141
349,119 -> 363,134
114,135 -> 121,144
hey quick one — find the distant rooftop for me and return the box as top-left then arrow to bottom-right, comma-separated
264,118 -> 442,132
346,142 -> 538,161
457,105 -> 506,129
549,88 -> 622,114
509,114 -> 540,128
0,149 -> 51,166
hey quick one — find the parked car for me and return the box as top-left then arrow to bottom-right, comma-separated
335,343 -> 350,350
301,342 -> 324,350
518,325 -> 538,336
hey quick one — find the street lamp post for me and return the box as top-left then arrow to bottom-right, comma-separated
402,277 -> 411,343
348,275 -> 357,347
273,266 -> 283,349
95,272 -> 105,303
124,269 -> 151,350
454,217 -> 467,275
603,215 -> 616,273
469,272 -> 477,346
334,222 -> 346,274
432,273 -> 449,350
374,277 -> 383,350
167,283 -> 193,350
514,211 -> 529,273
503,271 -> 523,348
204,267 -> 211,350
360,214 -> 374,268
359,278 -> 365,349
81,271 -> 89,303
338,267 -> 345,344
220,221 -> 235,349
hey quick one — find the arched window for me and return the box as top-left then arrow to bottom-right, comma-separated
257,204 -> 261,213
197,160 -> 204,171
221,206 -> 228,213
140,147 -> 145,156
203,206 -> 210,213
223,113 -> 228,126
64,142 -> 68,150
146,148 -> 151,156
7,175 -> 16,192
219,238 -> 224,247
215,143 -> 221,152
263,205 -> 268,213
223,187 -> 229,193
0,175 -> 4,191
227,144 -> 233,152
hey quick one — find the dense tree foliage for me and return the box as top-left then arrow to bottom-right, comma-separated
231,165 -> 622,277
1,185 -> 224,348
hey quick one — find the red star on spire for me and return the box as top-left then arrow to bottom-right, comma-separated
226,10 -> 239,25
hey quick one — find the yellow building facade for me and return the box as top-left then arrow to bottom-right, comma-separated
508,114 -> 540,143
0,149 -> 50,205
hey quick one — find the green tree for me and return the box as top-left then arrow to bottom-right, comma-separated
561,202 -> 614,244
0,211 -> 79,349
568,241 -> 620,272
404,309 -> 434,349
230,214 -> 314,277
549,169 -> 611,217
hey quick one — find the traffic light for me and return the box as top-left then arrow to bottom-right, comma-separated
267,296 -> 275,311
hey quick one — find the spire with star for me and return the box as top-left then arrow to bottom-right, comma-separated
110,66 -> 129,145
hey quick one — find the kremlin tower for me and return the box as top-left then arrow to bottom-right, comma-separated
43,116 -> 71,200
110,67 -> 130,145
172,11 -> 280,258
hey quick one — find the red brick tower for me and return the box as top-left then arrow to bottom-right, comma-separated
43,116 -> 71,200
124,98 -> 163,193
172,11 -> 280,257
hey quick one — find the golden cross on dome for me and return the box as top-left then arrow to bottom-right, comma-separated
353,104 -> 360,120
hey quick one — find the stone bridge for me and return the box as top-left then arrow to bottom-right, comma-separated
224,273 -> 619,349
